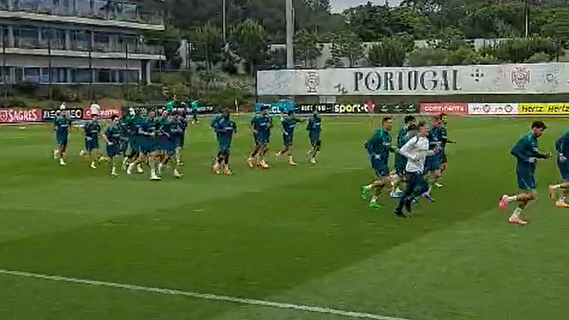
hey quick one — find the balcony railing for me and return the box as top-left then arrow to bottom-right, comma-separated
4,0 -> 164,26
4,36 -> 164,56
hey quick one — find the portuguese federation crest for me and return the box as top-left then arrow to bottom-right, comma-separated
305,72 -> 320,94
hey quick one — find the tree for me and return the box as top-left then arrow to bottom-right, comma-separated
484,37 -> 563,63
228,19 -> 269,74
343,3 -> 394,42
329,31 -> 364,68
294,30 -> 322,68
366,36 -> 414,67
406,47 -> 446,66
190,24 -> 224,72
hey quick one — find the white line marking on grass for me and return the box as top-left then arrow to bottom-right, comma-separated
0,269 -> 409,320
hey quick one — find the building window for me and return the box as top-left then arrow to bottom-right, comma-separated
40,28 -> 66,49
95,69 -> 112,83
71,30 -> 90,50
72,68 -> 92,83
74,0 -> 93,16
14,27 -> 40,48
93,32 -> 112,51
40,68 -> 67,83
24,67 -> 41,83
120,70 -> 138,83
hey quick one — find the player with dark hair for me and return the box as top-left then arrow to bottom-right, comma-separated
104,115 -> 122,177
306,109 -> 322,164
390,115 -> 417,197
435,113 -> 454,187
500,121 -> 551,225
248,105 -> 273,169
212,108 -> 237,174
361,116 -> 395,209
83,113 -> 103,169
276,110 -> 304,166
53,111 -> 72,166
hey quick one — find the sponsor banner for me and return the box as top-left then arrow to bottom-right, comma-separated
420,102 -> 468,115
0,108 -> 42,123
42,108 -> 84,120
468,103 -> 518,115
83,108 -> 122,120
257,63 -> 569,96
296,103 -> 418,114
518,103 -> 569,114
121,105 -> 215,117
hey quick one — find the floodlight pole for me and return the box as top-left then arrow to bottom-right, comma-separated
285,0 -> 294,68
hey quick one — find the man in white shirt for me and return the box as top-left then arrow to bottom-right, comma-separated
90,101 -> 101,117
395,122 -> 439,217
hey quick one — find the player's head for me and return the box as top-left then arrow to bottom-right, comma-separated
407,124 -> 419,137
404,115 -> 416,126
287,110 -> 294,117
418,121 -> 430,137
161,111 -> 169,118
148,110 -> 155,119
439,113 -> 447,124
312,109 -> 318,116
92,114 -> 99,121
170,110 -> 178,119
531,120 -> 547,137
221,108 -> 230,118
260,105 -> 269,115
111,114 -> 119,124
382,116 -> 393,131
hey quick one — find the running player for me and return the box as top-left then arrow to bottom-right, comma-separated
190,99 -> 199,123
128,111 -> 160,180
436,113 -> 454,188
548,129 -> 569,207
104,115 -> 122,177
361,116 -> 395,209
306,109 -> 322,164
53,111 -> 72,166
175,111 -> 188,166
276,110 -> 304,166
499,121 -> 551,225
423,117 -> 443,201
390,115 -> 416,197
158,111 -> 183,178
394,122 -> 437,217
247,105 -> 273,169
212,108 -> 237,174
83,114 -> 103,169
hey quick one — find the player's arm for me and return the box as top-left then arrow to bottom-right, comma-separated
398,137 -> 418,160
249,117 -> 258,134
103,129 -> 112,144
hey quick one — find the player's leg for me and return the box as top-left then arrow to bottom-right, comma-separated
362,158 -> 390,208
258,139 -> 270,168
499,167 -> 536,224
276,134 -> 290,161
437,151 -> 447,187
176,135 -> 185,165
247,136 -> 261,168
394,172 -> 420,217
127,143 -> 147,175
57,135 -> 68,166
107,145 -> 119,176
548,159 -> 569,207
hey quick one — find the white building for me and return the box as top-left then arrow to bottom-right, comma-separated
0,0 -> 165,84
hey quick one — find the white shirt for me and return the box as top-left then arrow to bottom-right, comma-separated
398,136 -> 434,173
90,103 -> 101,116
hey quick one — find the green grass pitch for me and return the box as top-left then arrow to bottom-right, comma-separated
0,115 -> 568,320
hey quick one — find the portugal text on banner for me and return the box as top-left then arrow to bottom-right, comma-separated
468,103 -> 518,115
518,103 -> 569,114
